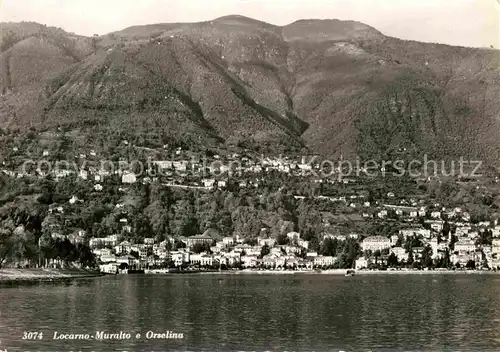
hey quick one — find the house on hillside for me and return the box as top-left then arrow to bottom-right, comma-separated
122,172 -> 137,184
187,234 -> 214,248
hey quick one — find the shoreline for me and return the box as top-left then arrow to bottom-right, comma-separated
171,269 -> 500,276
0,268 -> 104,286
2,268 -> 497,285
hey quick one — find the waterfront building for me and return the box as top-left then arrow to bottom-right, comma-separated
170,250 -> 190,266
190,253 -> 215,266
313,256 -> 336,267
390,247 -> 408,262
454,239 -> 476,254
99,262 -> 118,274
241,255 -> 259,268
116,255 -> 136,268
361,236 -> 391,252
355,257 -> 369,270
490,239 -> 500,268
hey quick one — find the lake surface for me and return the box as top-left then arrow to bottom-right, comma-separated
1,273 -> 500,351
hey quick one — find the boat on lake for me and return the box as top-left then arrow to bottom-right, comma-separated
345,269 -> 356,276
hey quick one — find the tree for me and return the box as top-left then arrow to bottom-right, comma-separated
174,240 -> 186,250
442,221 -> 451,239
0,30 -> 20,52
171,200 -> 199,237
78,244 -> 96,268
321,238 -> 339,257
0,219 -> 16,268
276,233 -> 289,246
191,242 -> 211,254
449,235 -> 458,251
387,252 -> 399,267
145,201 -> 169,238
437,249 -> 451,269
244,238 -> 258,246
374,249 -> 381,265
421,245 -> 433,269
466,260 -> 476,270
260,244 -> 270,258
407,249 -> 414,266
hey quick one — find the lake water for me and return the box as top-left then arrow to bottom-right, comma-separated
1,273 -> 500,351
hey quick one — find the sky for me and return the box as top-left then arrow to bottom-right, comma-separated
0,0 -> 498,48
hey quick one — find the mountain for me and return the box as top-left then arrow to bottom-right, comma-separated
1,16 -> 499,164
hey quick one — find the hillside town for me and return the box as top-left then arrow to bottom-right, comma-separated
1,140 -> 500,273
94,217 -> 500,274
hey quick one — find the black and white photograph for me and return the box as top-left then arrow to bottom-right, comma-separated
0,0 -> 499,351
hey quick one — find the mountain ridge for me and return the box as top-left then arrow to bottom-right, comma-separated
1,17 -> 499,165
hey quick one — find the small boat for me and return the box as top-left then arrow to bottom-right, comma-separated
345,269 -> 355,277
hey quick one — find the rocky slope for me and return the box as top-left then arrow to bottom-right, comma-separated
1,17 -> 499,163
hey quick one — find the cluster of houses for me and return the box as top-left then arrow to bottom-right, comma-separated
356,219 -> 500,269
4,143 -> 500,274
93,230 -> 343,274
3,145 -> 369,192
91,216 -> 500,274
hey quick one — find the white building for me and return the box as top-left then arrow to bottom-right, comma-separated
122,172 -> 137,184
298,239 -> 309,249
202,179 -> 215,188
69,195 -> 80,204
313,256 -> 336,267
287,232 -> 301,241
355,257 -> 369,269
79,170 -> 88,180
171,251 -> 190,266
241,255 -> 258,268
390,235 -> 399,246
144,238 -> 155,245
222,237 -> 234,246
424,221 -> 444,233
390,247 -> 408,262
491,239 -> 500,268
99,263 -> 118,274
492,226 -> 500,238
400,228 -> 431,239
361,236 -> 391,252
454,239 -> 476,254
257,238 -> 275,247
431,211 -> 441,219
190,253 -> 215,266
377,210 -> 388,219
